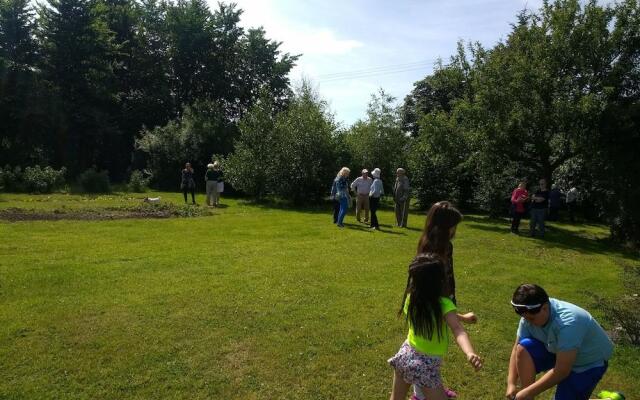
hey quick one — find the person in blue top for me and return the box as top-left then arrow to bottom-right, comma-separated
333,167 -> 351,228
505,284 -> 613,400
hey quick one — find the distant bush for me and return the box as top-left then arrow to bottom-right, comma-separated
0,165 -> 66,193
591,264 -> 640,346
22,165 -> 66,193
78,168 -> 111,193
128,170 -> 150,193
0,166 -> 23,192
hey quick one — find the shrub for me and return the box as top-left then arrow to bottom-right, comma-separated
22,165 -> 66,193
591,264 -> 640,345
0,165 -> 23,192
78,168 -> 111,193
128,170 -> 150,193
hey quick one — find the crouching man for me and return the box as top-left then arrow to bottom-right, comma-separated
506,284 -> 613,400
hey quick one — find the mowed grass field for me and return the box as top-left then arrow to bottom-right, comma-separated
1,192 -> 639,399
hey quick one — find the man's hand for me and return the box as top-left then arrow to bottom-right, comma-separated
514,388 -> 533,400
505,383 -> 518,400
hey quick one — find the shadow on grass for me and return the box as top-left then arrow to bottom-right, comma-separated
463,215 -> 634,258
339,222 -> 406,235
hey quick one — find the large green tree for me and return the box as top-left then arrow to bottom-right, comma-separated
37,0 -> 120,175
346,89 -> 408,192
0,0 -> 54,165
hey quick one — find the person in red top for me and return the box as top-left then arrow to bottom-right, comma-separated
510,181 -> 529,234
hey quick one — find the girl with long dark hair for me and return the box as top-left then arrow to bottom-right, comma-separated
388,254 -> 482,400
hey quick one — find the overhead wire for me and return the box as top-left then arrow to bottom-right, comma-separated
316,59 -> 435,79
316,59 -> 437,83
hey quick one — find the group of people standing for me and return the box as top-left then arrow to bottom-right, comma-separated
388,201 -> 614,400
180,161 -> 224,207
330,167 -> 411,230
510,179 -> 580,237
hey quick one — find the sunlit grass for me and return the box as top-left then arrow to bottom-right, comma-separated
0,193 -> 638,399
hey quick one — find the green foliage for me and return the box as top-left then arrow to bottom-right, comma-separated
401,43 -> 476,136
22,165 -> 66,193
408,111 -> 474,208
345,89 -> 407,193
401,0 -> 640,244
0,165 -> 22,191
269,81 -> 338,204
136,100 -> 235,189
225,93 -> 277,200
0,165 -> 66,193
226,82 -> 338,203
2,0 -> 296,182
0,0 -> 55,167
592,263 -> 640,345
77,167 -> 111,193
128,170 -> 150,193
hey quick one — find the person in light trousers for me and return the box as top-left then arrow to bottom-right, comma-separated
351,169 -> 373,223
205,161 -> 223,207
393,168 -> 410,227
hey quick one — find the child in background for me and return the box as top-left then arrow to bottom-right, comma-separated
388,254 -> 483,400
416,201 -> 476,322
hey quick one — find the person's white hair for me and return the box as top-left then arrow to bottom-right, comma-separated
396,168 -> 406,175
207,163 -> 215,169
338,167 -> 350,177
372,168 -> 381,178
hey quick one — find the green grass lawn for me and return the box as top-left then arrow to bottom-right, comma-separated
1,192 -> 638,399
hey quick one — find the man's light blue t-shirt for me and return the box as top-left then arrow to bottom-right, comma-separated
517,298 -> 613,372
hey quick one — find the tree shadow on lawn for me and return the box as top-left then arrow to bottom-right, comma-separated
463,216 -> 634,258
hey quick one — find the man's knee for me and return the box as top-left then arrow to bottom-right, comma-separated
515,343 -> 531,361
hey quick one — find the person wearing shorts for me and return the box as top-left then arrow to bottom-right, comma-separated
505,284 -> 613,400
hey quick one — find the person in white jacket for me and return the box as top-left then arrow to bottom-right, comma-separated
369,168 -> 384,230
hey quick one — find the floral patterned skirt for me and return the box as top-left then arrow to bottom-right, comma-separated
388,341 -> 443,388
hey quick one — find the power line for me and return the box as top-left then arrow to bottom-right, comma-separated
316,59 -> 436,79
318,64 -> 432,83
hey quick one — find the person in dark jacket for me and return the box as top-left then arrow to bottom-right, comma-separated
548,185 -> 563,221
181,162 -> 196,204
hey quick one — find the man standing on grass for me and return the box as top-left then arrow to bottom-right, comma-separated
505,284 -> 613,400
393,168 -> 410,228
529,179 -> 549,237
350,169 -> 373,223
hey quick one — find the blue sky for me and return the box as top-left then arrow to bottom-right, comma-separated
221,0 -> 544,126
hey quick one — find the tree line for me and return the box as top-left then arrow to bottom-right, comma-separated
0,0 -> 296,180
1,0 -> 639,245
401,0 -> 640,246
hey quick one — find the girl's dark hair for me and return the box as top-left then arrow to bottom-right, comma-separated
416,201 -> 463,258
398,253 -> 446,340
512,284 -> 550,306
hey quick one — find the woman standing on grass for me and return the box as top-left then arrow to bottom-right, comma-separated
181,162 -> 196,205
334,167 -> 351,228
388,254 -> 482,400
415,203 -> 477,398
510,181 -> 529,234
417,201 -> 468,309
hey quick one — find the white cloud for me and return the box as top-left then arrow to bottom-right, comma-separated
228,0 -> 363,56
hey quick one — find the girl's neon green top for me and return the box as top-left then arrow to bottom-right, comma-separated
404,296 -> 457,356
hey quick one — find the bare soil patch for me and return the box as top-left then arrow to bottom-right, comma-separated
0,204 -> 210,222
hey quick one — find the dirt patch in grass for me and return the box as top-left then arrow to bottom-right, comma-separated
0,204 -> 211,221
